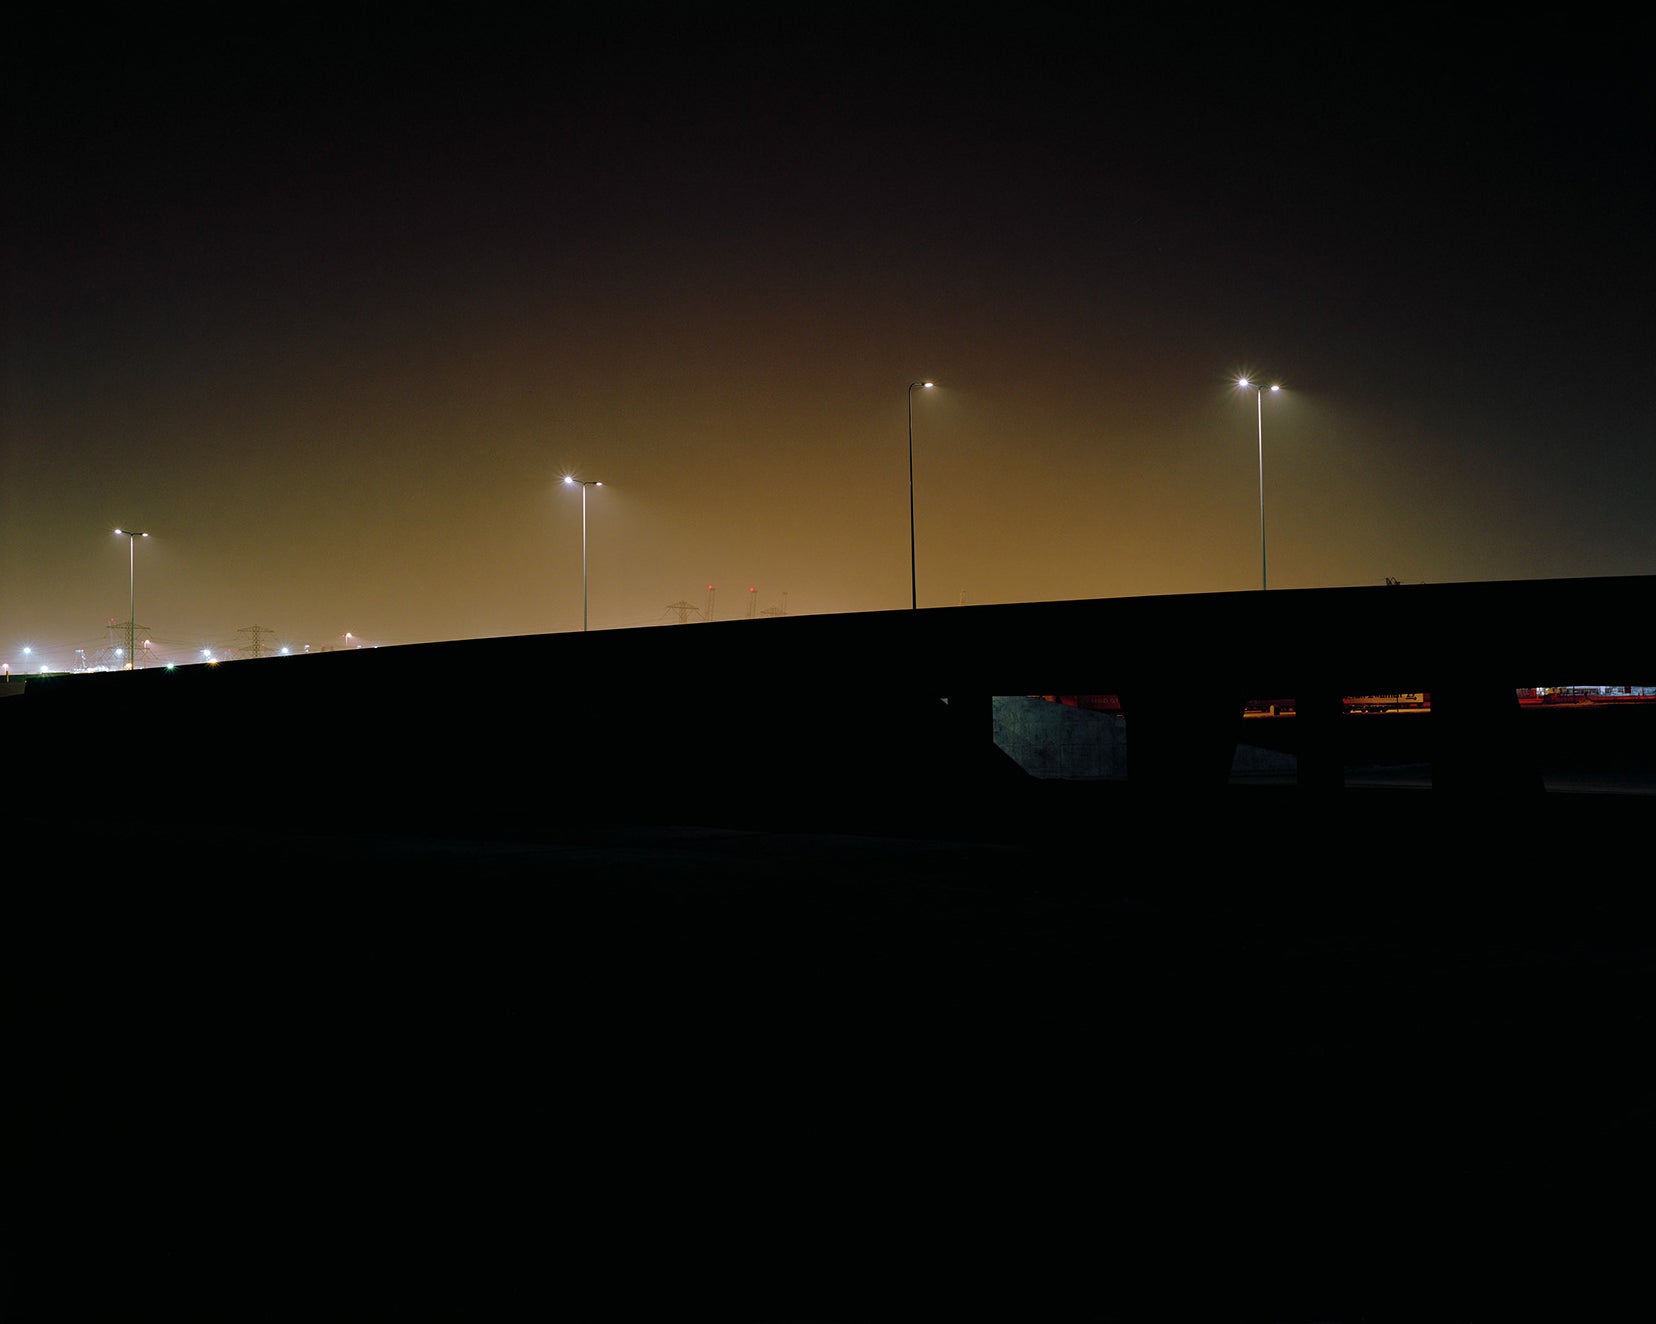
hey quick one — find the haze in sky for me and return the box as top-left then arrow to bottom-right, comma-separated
4,13 -> 1650,670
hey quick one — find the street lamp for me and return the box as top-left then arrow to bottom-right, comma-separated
114,528 -> 149,668
563,476 -> 603,631
1235,380 -> 1280,590
908,381 -> 933,610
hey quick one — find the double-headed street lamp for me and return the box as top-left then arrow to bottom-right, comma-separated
114,528 -> 149,668
908,380 -> 933,610
1236,379 -> 1280,590
563,476 -> 603,632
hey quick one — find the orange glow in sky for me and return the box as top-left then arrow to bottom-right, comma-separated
3,16 -> 1649,671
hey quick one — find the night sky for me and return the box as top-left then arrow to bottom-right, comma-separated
4,13 -> 1650,669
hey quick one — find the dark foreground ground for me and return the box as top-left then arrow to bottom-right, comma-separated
5,785 -> 1651,1316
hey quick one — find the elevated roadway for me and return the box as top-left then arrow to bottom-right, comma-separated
6,574 -> 1653,836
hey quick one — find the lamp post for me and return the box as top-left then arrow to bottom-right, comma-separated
563,476 -> 603,631
114,528 -> 149,668
1236,380 -> 1280,590
907,380 -> 933,610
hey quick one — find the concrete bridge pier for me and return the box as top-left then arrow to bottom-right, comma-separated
1430,681 -> 1545,796
1116,683 -> 1246,791
939,692 -> 1034,786
1294,688 -> 1348,791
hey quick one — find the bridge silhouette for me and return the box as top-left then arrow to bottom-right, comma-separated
8,573 -> 1651,837
8,574 -> 1651,1316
